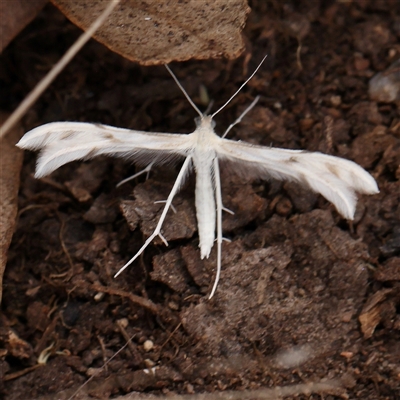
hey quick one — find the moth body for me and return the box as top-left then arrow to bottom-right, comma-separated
190,116 -> 220,259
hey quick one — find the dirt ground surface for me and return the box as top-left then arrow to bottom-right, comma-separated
1,1 -> 400,399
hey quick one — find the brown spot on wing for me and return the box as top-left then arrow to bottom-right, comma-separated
297,172 -> 308,185
60,130 -> 78,140
326,163 -> 340,178
92,124 -> 122,142
101,132 -> 121,142
282,156 -> 299,164
85,147 -> 99,159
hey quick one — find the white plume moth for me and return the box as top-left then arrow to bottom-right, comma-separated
17,56 -> 379,298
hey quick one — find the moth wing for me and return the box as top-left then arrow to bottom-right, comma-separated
217,139 -> 379,220
17,122 -> 192,178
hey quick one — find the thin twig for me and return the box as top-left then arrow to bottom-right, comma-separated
160,322 -> 182,350
3,365 -> 42,381
103,379 -> 345,400
116,319 -> 142,362
66,332 -> 136,400
56,211 -> 74,273
89,283 -> 160,315
0,0 -> 121,139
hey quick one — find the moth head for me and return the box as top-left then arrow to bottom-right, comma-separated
194,115 -> 216,129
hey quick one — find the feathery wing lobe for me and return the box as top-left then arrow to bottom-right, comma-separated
17,122 -> 192,178
216,138 -> 379,220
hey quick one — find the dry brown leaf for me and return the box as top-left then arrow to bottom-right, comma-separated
358,288 -> 393,339
0,0 -> 48,53
51,0 -> 250,65
0,113 -> 24,303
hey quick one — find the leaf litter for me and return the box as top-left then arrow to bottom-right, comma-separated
0,113 -> 24,303
51,0 -> 250,65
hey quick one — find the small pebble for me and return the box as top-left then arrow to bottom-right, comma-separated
86,367 -> 102,376
330,95 -> 342,107
369,59 -> 400,102
144,358 -> 156,368
186,383 -> 195,394
340,351 -> 354,359
275,197 -> 293,216
168,301 -> 179,310
94,292 -> 105,301
143,340 -> 154,352
117,318 -> 129,328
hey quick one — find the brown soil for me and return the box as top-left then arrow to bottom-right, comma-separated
1,1 -> 399,399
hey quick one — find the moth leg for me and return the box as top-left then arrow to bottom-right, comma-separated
115,156 -> 192,278
154,200 -> 177,214
221,95 -> 260,139
158,232 -> 168,246
214,236 -> 231,244
116,161 -> 154,188
209,158 -> 223,299
222,206 -> 234,215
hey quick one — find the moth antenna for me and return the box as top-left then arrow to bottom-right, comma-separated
165,64 -> 203,118
211,54 -> 268,119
